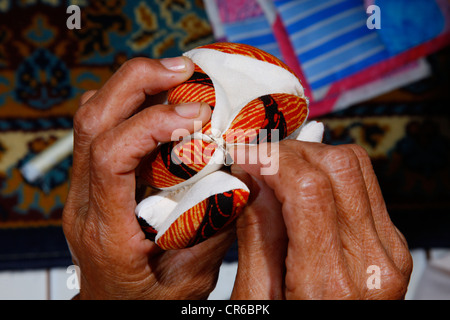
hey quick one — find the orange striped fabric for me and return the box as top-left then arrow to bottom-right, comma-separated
225,93 -> 308,144
137,43 -> 309,249
168,64 -> 216,108
196,42 -> 299,82
140,126 -> 217,189
140,43 -> 308,189
140,142 -> 193,188
157,200 -> 207,249
156,188 -> 250,250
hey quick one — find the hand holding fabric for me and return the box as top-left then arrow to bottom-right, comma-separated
62,57 -> 235,299
230,140 -> 413,300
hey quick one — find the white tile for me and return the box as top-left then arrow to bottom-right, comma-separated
429,248 -> 450,261
405,249 -> 428,300
0,269 -> 48,300
49,267 -> 80,300
211,250 -> 431,300
2,249 -> 435,300
413,250 -> 450,300
208,262 -> 238,300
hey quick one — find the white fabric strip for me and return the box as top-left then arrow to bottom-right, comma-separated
140,171 -> 249,240
135,46 -> 323,246
183,48 -> 306,133
295,121 -> 324,142
154,47 -> 307,190
136,121 -> 323,241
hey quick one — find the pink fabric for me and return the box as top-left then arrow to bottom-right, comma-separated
206,0 -> 448,117
272,14 -> 311,98
217,0 -> 263,23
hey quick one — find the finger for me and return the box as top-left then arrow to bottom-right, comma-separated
79,90 -> 97,105
150,223 -> 237,299
288,141 -> 409,256
73,56 -> 195,142
66,58 -> 194,213
291,142 -> 397,246
284,141 -> 411,287
68,90 -> 97,183
230,144 -> 355,299
293,143 -> 380,253
286,141 -> 400,275
180,223 -> 237,294
345,144 -> 412,276
88,102 -> 211,233
63,89 -> 99,226
231,142 -> 411,298
230,165 -> 287,299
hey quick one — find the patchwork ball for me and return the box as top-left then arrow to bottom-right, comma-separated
136,42 -> 309,250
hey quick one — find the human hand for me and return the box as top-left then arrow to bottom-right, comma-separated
230,140 -> 413,299
63,57 -> 235,299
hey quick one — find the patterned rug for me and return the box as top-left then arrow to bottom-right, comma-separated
318,47 -> 450,249
0,0 -> 215,270
0,1 -> 449,271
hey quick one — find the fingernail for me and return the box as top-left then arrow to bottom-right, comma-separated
175,102 -> 202,118
160,56 -> 187,72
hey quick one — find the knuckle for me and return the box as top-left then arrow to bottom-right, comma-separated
143,104 -> 168,122
319,145 -> 360,174
136,105 -> 173,139
288,168 -> 331,202
296,170 -> 330,194
73,105 -> 98,138
382,268 -> 409,299
79,90 -> 96,106
367,260 -> 409,299
119,57 -> 153,78
73,107 -> 86,129
401,250 -> 414,279
393,235 -> 414,277
276,143 -> 332,198
78,216 -> 103,257
348,144 -> 370,160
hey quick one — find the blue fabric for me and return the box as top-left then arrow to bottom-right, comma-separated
274,0 -> 389,94
375,0 -> 445,55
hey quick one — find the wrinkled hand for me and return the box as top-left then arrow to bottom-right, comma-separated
63,57 -> 235,300
230,140 -> 413,299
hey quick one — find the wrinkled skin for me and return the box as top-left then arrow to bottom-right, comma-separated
230,141 -> 412,299
63,57 -> 234,299
63,56 -> 412,300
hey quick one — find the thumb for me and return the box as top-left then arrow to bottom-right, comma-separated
230,164 -> 254,194
86,102 -> 212,237
230,164 -> 287,299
